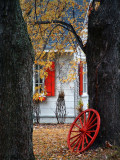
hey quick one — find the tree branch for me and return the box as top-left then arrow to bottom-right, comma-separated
35,20 -> 85,53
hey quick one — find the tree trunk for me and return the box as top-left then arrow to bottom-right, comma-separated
0,0 -> 35,159
86,0 -> 120,146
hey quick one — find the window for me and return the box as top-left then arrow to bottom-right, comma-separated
83,63 -> 87,94
34,62 -> 55,97
35,64 -> 44,94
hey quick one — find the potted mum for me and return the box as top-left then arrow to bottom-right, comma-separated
76,98 -> 83,114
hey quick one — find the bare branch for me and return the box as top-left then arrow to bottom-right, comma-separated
35,20 -> 85,53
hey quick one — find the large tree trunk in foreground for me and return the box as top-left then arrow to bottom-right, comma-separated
0,0 -> 35,159
86,0 -> 120,146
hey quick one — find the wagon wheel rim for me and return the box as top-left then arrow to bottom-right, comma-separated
67,109 -> 100,153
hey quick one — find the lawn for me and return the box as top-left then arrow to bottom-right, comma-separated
33,124 -> 120,160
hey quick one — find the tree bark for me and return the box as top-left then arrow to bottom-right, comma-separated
86,0 -> 120,146
0,0 -> 35,159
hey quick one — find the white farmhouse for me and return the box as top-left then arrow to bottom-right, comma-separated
33,48 -> 88,123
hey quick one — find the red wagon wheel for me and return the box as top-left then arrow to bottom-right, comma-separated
67,109 -> 100,153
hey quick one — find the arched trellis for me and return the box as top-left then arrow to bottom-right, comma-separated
55,91 -> 66,124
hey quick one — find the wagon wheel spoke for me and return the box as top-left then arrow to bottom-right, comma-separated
86,132 -> 93,139
70,135 -> 80,146
77,136 -> 83,151
87,123 -> 97,130
70,133 -> 80,140
74,123 -> 81,129
86,112 -> 95,127
86,112 -> 91,125
84,113 -> 86,126
81,135 -> 85,150
71,130 -> 80,132
87,130 -> 96,133
79,117 -> 83,128
72,136 -> 81,151
85,134 -> 89,144
70,133 -> 83,150
87,117 -> 97,128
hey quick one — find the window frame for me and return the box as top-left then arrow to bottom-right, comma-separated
82,62 -> 88,97
34,64 -> 45,94
83,63 -> 87,93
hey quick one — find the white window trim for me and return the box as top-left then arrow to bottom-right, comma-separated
83,63 -> 88,95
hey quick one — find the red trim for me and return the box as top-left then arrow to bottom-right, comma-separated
45,62 -> 55,96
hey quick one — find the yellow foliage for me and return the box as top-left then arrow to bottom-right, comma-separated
20,0 -> 89,99
95,2 -> 100,11
33,92 -> 39,101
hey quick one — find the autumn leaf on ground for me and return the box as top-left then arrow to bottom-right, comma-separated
33,124 -> 120,160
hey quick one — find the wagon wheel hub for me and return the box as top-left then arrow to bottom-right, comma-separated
79,128 -> 86,133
